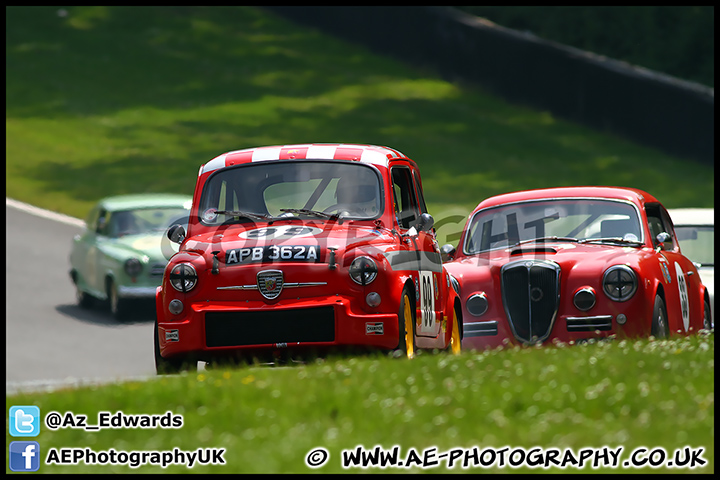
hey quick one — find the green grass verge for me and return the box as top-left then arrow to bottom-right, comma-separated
6,335 -> 714,473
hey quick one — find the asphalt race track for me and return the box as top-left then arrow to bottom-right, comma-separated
5,200 -> 158,394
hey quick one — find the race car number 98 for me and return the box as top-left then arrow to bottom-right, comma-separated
225,245 -> 321,264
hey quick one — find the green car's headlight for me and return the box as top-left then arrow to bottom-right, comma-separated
124,258 -> 143,277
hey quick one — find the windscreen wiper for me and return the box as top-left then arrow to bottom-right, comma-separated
511,236 -> 580,248
214,210 -> 273,221
279,208 -> 339,220
578,237 -> 643,246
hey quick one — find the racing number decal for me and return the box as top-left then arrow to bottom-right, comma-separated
238,225 -> 322,240
674,262 -> 690,331
418,271 -> 435,334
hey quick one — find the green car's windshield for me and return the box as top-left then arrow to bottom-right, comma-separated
464,198 -> 643,254
199,161 -> 383,225
107,207 -> 190,238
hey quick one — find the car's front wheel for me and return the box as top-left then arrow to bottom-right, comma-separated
75,285 -> 95,309
107,278 -> 131,321
702,298 -> 713,331
445,305 -> 462,355
651,294 -> 669,339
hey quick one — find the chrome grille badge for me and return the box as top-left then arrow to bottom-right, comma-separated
257,270 -> 284,300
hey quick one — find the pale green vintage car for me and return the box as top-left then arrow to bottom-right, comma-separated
69,194 -> 192,320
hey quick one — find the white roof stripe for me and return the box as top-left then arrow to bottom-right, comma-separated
360,148 -> 389,165
201,144 -> 410,174
201,153 -> 228,174
252,146 -> 283,162
306,144 -> 338,159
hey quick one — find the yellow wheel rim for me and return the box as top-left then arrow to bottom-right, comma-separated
403,294 -> 415,359
450,309 -> 462,355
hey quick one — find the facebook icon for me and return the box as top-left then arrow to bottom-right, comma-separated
9,441 -> 41,472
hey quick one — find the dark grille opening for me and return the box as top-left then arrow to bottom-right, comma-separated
502,261 -> 560,343
205,306 -> 335,348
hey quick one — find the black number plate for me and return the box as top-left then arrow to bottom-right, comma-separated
224,245 -> 321,264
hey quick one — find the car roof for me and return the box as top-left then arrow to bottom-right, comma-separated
668,208 -> 714,226
98,193 -> 193,211
200,143 -> 413,174
474,186 -> 660,211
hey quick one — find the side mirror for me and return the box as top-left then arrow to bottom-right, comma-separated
414,213 -> 435,233
167,224 -> 186,244
655,232 -> 671,251
441,243 -> 456,262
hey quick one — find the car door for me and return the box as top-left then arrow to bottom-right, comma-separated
646,203 -> 701,332
86,208 -> 110,297
390,165 -> 443,338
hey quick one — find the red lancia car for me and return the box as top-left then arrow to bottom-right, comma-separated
155,144 -> 462,372
442,186 -> 712,351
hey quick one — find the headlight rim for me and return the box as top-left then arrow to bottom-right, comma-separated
573,286 -> 597,311
348,255 -> 378,286
466,292 -> 489,317
602,265 -> 637,302
169,262 -> 198,293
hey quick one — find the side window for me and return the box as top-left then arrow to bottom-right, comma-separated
646,204 -> 676,250
391,167 -> 420,229
84,206 -> 99,233
95,208 -> 109,235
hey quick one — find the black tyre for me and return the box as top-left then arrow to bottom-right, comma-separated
396,286 -> 417,358
76,285 -> 95,309
651,295 -> 669,339
445,305 -> 462,355
702,298 -> 713,331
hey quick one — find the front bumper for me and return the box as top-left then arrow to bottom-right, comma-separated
157,295 -> 399,362
461,311 -> 646,350
117,285 -> 158,299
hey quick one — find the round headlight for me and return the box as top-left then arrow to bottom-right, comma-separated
602,265 -> 637,302
349,256 -> 378,286
573,287 -> 596,311
169,263 -> 198,293
466,293 -> 489,317
124,258 -> 143,277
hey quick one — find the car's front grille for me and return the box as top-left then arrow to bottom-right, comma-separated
204,306 -> 335,348
150,263 -> 166,276
501,260 -> 560,344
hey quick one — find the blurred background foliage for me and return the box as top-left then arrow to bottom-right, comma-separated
456,6 -> 714,87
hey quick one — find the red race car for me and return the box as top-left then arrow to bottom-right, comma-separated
154,144 -> 462,372
442,186 -> 712,351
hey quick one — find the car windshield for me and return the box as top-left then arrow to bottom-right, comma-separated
108,207 -> 190,238
464,198 -> 643,254
199,161 -> 383,224
674,225 -> 714,266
